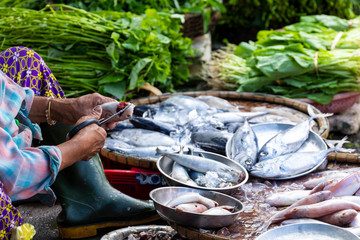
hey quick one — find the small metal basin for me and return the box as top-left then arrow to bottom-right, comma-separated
157,150 -> 249,195
150,186 -> 244,229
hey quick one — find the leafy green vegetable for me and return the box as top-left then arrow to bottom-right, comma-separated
0,0 -> 226,35
0,5 -> 194,99
205,14 -> 360,104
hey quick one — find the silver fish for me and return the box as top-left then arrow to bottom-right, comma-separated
191,130 -> 232,155
227,118 -> 258,170
208,111 -> 268,125
171,162 -> 198,187
251,148 -> 340,179
258,106 -> 332,162
104,145 -> 181,159
196,95 -> 240,111
189,170 -> 205,182
161,152 -> 241,184
108,128 -> 178,147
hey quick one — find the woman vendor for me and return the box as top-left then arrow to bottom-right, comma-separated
0,46 -> 158,239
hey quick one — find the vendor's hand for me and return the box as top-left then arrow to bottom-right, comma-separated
62,93 -> 117,125
68,105 -> 107,161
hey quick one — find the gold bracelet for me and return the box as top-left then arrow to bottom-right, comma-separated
45,98 -> 57,126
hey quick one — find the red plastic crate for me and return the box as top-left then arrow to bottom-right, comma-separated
102,158 -> 165,200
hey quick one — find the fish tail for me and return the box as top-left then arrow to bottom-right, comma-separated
328,147 -> 355,154
307,105 -> 333,120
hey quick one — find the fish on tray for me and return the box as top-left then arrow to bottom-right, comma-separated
108,128 -> 178,147
257,105 -> 332,162
191,130 -> 232,155
160,151 -> 244,184
250,148 -> 341,179
166,192 -> 235,215
129,117 -> 176,135
227,118 -> 258,170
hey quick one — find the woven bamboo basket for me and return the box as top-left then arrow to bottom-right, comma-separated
181,10 -> 221,39
100,91 -> 330,170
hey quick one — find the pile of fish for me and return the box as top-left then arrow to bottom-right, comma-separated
104,94 -> 344,180
163,150 -> 245,188
264,170 -> 360,237
167,192 -> 234,215
105,94 -> 312,165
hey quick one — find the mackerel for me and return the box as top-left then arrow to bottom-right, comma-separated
227,118 -> 258,170
258,105 -> 332,162
251,148 -> 340,179
171,162 -> 198,187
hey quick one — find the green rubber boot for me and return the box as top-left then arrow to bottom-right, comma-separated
41,123 -> 160,239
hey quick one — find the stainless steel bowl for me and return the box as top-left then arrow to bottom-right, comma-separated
157,150 -> 249,195
255,223 -> 359,240
150,186 -> 244,229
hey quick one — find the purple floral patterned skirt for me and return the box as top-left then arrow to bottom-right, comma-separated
0,46 -> 65,98
0,181 -> 22,239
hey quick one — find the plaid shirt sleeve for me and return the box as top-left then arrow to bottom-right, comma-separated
0,71 -> 62,203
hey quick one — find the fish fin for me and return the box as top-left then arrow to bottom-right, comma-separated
326,136 -> 355,153
324,136 -> 349,149
307,104 -> 333,119
155,147 -> 163,156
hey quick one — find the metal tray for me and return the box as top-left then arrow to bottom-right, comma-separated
255,223 -> 359,240
150,186 -> 244,229
226,122 -> 328,180
157,150 -> 249,195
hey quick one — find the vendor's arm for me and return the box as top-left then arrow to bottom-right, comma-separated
0,106 -> 106,200
28,93 -> 119,127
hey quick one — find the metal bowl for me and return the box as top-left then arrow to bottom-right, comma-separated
101,225 -> 176,240
255,223 -> 359,240
150,186 -> 244,229
226,122 -> 328,180
157,150 -> 249,195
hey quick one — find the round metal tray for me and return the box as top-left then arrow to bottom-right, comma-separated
150,186 -> 244,229
157,150 -> 249,195
255,223 -> 359,240
225,122 -> 328,180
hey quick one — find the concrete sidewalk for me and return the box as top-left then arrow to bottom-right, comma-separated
16,201 -> 167,240
16,202 -> 101,240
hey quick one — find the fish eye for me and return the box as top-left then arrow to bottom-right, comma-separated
245,159 -> 252,165
259,151 -> 267,157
